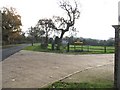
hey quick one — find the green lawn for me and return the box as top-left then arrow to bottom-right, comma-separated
24,43 -> 114,54
24,44 -> 51,52
47,81 -> 113,88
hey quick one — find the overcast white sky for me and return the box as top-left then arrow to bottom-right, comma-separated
0,0 -> 120,40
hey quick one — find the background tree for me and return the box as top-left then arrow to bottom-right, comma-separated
17,32 -> 28,44
1,7 -> 22,45
27,26 -> 45,46
52,0 -> 80,40
106,38 -> 114,46
36,18 -> 55,48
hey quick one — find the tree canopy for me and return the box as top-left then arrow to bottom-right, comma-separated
36,18 -> 55,47
1,7 -> 22,44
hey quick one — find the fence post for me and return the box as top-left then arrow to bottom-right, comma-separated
67,43 -> 69,52
0,11 -> 2,90
52,43 -> 54,50
87,45 -> 89,52
74,43 -> 75,51
81,45 -> 83,51
104,46 -> 106,53
104,40 -> 107,53
112,25 -> 120,89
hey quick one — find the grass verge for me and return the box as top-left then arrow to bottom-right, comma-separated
2,44 -> 21,49
24,44 -> 114,54
47,81 -> 113,88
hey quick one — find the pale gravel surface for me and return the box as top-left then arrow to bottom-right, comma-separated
61,63 -> 114,83
2,50 -> 114,88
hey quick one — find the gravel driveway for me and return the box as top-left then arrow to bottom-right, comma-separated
2,50 -> 114,88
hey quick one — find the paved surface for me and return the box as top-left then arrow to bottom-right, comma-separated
2,44 -> 30,61
1,44 -> 30,89
61,63 -> 114,84
2,50 -> 114,88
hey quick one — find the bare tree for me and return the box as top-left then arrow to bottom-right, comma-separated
53,0 -> 80,40
27,26 -> 36,46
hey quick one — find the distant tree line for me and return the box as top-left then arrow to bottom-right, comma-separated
47,36 -> 114,46
83,38 -> 114,46
66,37 -> 114,46
29,36 -> 114,46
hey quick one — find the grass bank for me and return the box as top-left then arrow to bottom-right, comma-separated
47,81 -> 113,88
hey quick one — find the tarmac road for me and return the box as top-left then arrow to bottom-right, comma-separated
1,44 -> 30,61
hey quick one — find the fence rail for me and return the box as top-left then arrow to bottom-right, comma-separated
67,45 -> 114,53
49,43 -> 114,53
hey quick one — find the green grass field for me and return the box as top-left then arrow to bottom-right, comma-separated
69,45 -> 114,53
47,81 -> 113,88
24,43 -> 115,54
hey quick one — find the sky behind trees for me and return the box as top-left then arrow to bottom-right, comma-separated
0,0 -> 119,40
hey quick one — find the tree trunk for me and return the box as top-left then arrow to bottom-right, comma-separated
56,31 -> 65,50
45,35 -> 48,48
60,31 -> 65,39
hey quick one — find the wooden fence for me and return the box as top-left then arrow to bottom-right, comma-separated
65,44 -> 114,53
